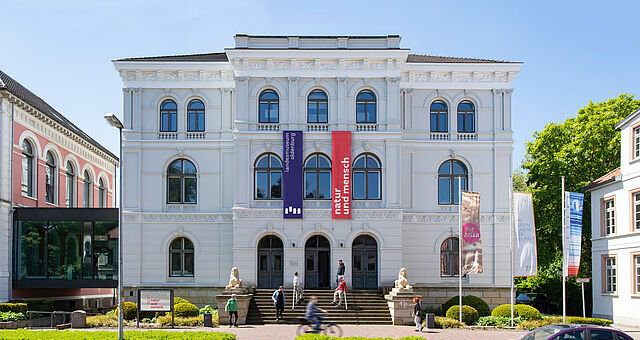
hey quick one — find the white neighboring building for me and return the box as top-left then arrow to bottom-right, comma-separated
113,34 -> 521,309
586,107 -> 640,326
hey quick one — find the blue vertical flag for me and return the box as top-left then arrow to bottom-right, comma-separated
564,192 -> 584,276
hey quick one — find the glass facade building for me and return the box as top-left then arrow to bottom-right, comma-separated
12,208 -> 118,288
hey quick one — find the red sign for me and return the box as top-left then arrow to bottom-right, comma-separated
332,131 -> 351,219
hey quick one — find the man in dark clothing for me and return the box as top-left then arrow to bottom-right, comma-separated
336,259 -> 345,286
272,286 -> 285,321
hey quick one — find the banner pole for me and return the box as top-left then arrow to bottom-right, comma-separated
581,282 -> 585,318
562,176 -> 566,323
458,178 -> 463,324
509,177 -> 514,327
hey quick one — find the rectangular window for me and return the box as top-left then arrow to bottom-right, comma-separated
604,199 -> 615,235
605,257 -> 616,293
635,255 -> 640,295
635,192 -> 640,231
635,126 -> 640,159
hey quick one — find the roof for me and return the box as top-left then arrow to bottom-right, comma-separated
615,107 -> 640,129
0,70 -> 118,161
115,52 -> 513,64
234,34 -> 400,39
583,167 -> 621,191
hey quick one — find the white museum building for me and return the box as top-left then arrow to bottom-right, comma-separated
113,34 -> 521,308
585,107 -> 640,326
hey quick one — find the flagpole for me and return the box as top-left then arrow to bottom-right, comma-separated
561,176 -> 566,323
509,176 -> 514,327
458,178 -> 463,324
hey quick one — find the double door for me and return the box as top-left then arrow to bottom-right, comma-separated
305,249 -> 330,289
257,249 -> 283,288
352,248 -> 377,289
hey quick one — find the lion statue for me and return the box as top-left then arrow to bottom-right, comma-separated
226,267 -> 243,289
394,268 -> 412,289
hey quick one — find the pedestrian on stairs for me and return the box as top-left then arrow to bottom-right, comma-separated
332,276 -> 347,307
272,286 -> 285,321
293,272 -> 303,304
225,294 -> 239,327
336,259 -> 345,286
412,297 -> 423,332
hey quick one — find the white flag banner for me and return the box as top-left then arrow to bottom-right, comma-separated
513,192 -> 538,277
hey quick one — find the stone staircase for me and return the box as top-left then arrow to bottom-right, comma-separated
245,289 -> 392,325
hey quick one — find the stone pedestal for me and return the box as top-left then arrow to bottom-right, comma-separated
70,310 -> 86,328
216,289 -> 253,326
385,287 -> 421,325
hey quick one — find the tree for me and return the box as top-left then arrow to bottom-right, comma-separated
519,94 -> 639,314
513,169 -> 534,192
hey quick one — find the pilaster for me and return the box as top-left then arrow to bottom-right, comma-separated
288,77 -> 298,129
337,77 -> 348,130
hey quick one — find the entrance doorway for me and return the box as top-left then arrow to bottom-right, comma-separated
352,235 -> 378,289
257,235 -> 283,288
305,235 -> 330,289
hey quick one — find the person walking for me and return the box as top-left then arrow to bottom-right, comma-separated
412,297 -> 423,332
336,259 -> 345,287
306,296 -> 326,333
293,272 -> 303,304
272,286 -> 285,321
332,276 -> 347,307
225,294 -> 238,327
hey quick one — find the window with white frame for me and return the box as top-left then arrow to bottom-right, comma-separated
605,257 -> 616,293
635,255 -> 640,295
634,126 -> 640,159
21,140 -> 34,197
635,192 -> 640,231
604,199 -> 615,235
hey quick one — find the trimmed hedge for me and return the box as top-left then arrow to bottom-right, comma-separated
433,316 -> 464,328
517,316 -> 612,331
9,298 -> 54,312
0,303 -> 27,314
491,304 -> 542,321
442,295 -> 490,317
174,297 -> 190,305
295,336 -> 426,340
0,330 -> 237,339
174,302 -> 200,317
157,315 -> 204,327
445,305 -> 479,324
115,301 -> 138,320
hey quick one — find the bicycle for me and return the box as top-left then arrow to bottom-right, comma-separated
296,316 -> 343,337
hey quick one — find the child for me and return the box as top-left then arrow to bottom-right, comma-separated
412,297 -> 423,332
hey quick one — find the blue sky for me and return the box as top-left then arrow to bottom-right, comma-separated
1,0 -> 638,168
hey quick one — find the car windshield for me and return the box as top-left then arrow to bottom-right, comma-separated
520,325 -> 576,340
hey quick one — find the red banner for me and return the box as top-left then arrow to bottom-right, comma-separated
332,131 -> 351,219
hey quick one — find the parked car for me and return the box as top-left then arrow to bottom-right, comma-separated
518,324 -> 633,340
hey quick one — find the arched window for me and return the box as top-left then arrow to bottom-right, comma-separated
259,90 -> 279,123
187,99 -> 205,132
441,237 -> 459,277
160,99 -> 177,132
430,101 -> 448,132
353,154 -> 381,200
255,153 -> 282,200
83,170 -> 92,207
356,90 -> 376,124
167,159 -> 197,204
21,140 -> 34,197
98,178 -> 106,208
66,162 -> 75,207
438,160 -> 468,205
45,151 -> 56,204
457,101 -> 475,133
170,237 -> 194,277
304,153 -> 331,199
308,90 -> 328,123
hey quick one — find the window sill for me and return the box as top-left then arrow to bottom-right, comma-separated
631,294 -> 640,298
44,201 -> 58,207
21,194 -> 37,201
167,277 -> 195,283
601,292 -> 618,297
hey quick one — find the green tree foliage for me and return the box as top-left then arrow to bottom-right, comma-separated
520,94 -> 640,314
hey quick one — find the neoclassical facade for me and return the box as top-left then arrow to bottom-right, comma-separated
114,35 -> 521,308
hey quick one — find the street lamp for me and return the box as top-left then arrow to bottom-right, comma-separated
104,113 -> 123,340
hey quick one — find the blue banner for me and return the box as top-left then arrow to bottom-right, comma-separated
283,130 -> 303,219
564,191 -> 584,276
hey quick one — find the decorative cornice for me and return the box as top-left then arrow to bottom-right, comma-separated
232,209 -> 402,220
402,213 -> 510,224
123,213 -> 233,223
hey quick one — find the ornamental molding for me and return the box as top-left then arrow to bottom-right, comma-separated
402,213 -> 510,224
123,213 -> 233,223
232,209 -> 402,220
401,71 -> 516,84
118,70 -> 234,82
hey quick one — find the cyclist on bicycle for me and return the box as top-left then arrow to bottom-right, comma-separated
305,295 -> 326,333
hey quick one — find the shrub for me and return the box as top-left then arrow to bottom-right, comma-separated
0,303 -> 27,314
477,315 -> 524,327
443,295 -> 490,317
491,304 -> 542,321
431,316 -> 464,328
0,311 -> 27,322
174,297 -> 190,305
9,298 -> 54,312
517,316 -> 612,331
445,305 -> 479,324
199,305 -> 218,315
174,302 -> 199,317
0,330 -> 237,339
157,315 -> 205,327
86,314 -> 118,327
115,301 -> 138,320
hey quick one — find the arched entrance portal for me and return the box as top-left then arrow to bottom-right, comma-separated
352,235 -> 378,289
305,235 -> 331,289
257,235 -> 283,288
